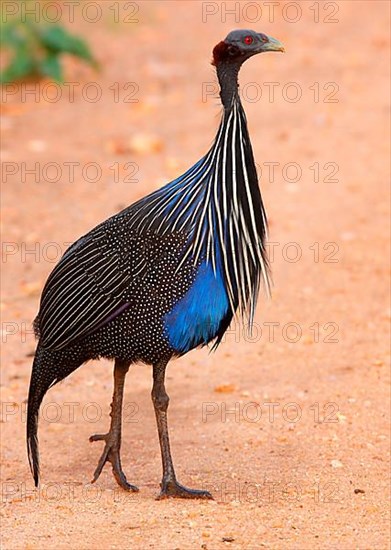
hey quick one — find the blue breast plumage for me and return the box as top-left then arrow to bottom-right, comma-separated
164,259 -> 230,353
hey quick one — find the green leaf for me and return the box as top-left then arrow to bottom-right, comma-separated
0,47 -> 36,83
0,21 -> 28,48
0,21 -> 98,83
39,25 -> 97,66
40,53 -> 63,82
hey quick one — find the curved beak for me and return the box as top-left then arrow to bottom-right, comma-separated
259,35 -> 285,53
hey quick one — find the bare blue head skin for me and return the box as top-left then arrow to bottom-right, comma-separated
212,29 -> 285,108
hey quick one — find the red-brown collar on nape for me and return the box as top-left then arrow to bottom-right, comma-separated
212,41 -> 241,67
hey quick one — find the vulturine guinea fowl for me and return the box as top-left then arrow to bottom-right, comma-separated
27,30 -> 284,499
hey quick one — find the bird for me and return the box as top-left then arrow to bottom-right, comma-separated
27,29 -> 284,500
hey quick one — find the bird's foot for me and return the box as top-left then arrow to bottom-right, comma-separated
157,479 -> 213,500
89,432 -> 139,492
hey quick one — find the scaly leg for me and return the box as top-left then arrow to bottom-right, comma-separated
152,359 -> 213,500
89,358 -> 138,492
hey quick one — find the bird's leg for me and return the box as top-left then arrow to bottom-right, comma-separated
89,358 -> 138,492
152,360 -> 213,500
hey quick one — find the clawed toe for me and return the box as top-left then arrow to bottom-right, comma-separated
89,433 -> 107,443
89,433 -> 138,492
157,479 -> 213,500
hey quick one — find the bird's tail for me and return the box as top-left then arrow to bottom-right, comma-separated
27,346 -> 84,487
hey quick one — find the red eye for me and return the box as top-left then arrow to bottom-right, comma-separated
244,36 -> 253,45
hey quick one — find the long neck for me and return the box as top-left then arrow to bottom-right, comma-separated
128,69 -> 271,319
216,62 -> 241,110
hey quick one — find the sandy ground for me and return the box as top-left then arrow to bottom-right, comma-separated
1,1 -> 390,549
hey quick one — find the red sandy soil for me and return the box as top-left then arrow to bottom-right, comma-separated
1,1 -> 390,549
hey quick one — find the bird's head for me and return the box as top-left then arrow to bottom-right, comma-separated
212,29 -> 284,67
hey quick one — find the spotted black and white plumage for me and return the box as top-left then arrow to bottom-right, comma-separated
27,30 -> 284,493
